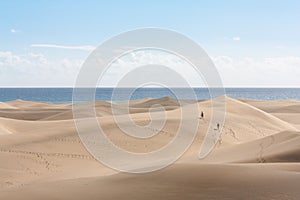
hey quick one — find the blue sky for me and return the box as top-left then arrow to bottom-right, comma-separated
0,0 -> 300,87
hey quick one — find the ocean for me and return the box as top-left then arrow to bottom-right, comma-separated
0,88 -> 299,103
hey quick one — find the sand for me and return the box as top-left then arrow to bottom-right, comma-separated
0,96 -> 299,199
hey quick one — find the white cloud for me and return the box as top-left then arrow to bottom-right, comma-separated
0,51 -> 83,86
1,50 -> 300,87
213,56 -> 300,87
10,29 -> 17,33
99,52 -> 300,87
30,44 -> 96,51
0,51 -> 30,66
99,50 -> 205,87
232,36 -> 240,41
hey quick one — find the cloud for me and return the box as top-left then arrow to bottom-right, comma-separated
0,51 -> 30,66
10,29 -> 18,33
0,51 -> 83,86
30,44 -> 96,51
213,56 -> 300,87
1,50 -> 300,87
99,50 -> 205,87
232,36 -> 240,41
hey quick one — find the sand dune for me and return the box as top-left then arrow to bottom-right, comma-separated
239,98 -> 300,113
0,96 -> 300,199
204,130 -> 300,163
1,164 -> 300,200
240,98 -> 300,129
41,97 -> 184,121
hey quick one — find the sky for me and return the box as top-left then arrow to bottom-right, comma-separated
0,0 -> 300,87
